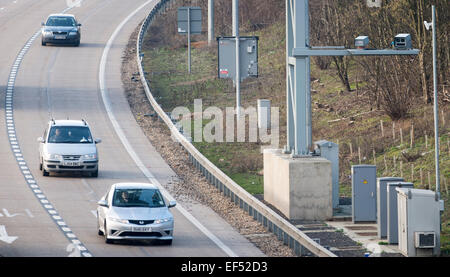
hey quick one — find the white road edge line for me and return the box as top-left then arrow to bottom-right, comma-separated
99,0 -> 238,258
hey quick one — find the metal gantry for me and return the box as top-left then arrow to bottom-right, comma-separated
284,0 -> 420,157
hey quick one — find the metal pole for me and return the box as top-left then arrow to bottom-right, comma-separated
188,7 -> 191,74
284,0 -> 294,154
233,0 -> 241,118
432,5 -> 440,199
232,0 -> 238,37
208,0 -> 214,46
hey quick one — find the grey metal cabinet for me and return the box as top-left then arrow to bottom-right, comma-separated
352,165 -> 377,222
387,182 -> 414,244
315,140 -> 339,209
377,177 -> 404,239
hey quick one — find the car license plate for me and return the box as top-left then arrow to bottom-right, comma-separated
64,161 -> 80,166
132,227 -> 152,232
54,35 -> 66,39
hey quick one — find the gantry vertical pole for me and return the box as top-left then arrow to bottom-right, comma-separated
285,0 -> 295,154
208,0 -> 214,46
286,0 -> 310,156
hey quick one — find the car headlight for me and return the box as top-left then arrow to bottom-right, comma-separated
154,218 -> 172,224
46,154 -> 62,160
69,31 -> 78,36
108,218 -> 129,224
83,154 -> 97,160
43,30 -> 53,35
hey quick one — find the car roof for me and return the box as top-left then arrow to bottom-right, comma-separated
49,120 -> 88,127
48,14 -> 76,18
113,183 -> 159,190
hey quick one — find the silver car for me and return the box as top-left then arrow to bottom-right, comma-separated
38,119 -> 101,177
41,14 -> 81,46
97,183 -> 176,245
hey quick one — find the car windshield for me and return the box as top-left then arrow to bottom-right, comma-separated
48,126 -> 93,144
46,16 -> 76,27
113,189 -> 166,208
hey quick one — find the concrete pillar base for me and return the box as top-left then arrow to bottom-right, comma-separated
264,149 -> 333,221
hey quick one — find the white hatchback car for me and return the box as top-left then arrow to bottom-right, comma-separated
38,119 -> 101,177
97,183 -> 176,245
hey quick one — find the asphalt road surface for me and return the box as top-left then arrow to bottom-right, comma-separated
0,0 -> 264,257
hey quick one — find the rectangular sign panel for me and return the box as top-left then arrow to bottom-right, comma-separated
178,7 -> 202,34
217,36 -> 259,82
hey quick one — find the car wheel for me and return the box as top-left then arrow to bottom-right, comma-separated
42,168 -> 49,176
39,163 -> 42,171
42,40 -> 46,46
75,40 -> 80,47
104,222 -> 113,244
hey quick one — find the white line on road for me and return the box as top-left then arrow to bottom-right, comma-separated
99,0 -> 238,257
0,225 -> 18,244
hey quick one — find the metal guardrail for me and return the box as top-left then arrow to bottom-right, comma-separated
135,0 -> 336,257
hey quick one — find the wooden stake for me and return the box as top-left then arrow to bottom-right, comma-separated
410,124 -> 414,148
392,122 -> 396,141
384,155 -> 388,174
380,120 -> 384,137
400,128 -> 404,146
373,149 -> 376,166
447,139 -> 450,156
349,142 -> 353,157
393,156 -> 397,171
444,177 -> 448,196
442,110 -> 446,127
400,160 -> 403,178
427,171 -> 431,190
358,146 -> 362,164
411,164 -> 414,183
425,134 -> 428,149
420,168 -> 423,187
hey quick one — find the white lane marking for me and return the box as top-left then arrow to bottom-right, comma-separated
99,0 -> 238,258
2,209 -> 22,218
91,210 -> 97,218
24,209 -> 34,218
0,225 -> 18,244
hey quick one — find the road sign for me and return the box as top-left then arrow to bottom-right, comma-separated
178,7 -> 202,35
178,7 -> 202,74
217,36 -> 259,82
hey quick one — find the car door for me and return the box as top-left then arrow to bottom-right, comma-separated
98,188 -> 112,227
97,188 -> 114,226
39,127 -> 48,162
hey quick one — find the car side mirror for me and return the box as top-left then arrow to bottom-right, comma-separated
37,137 -> 45,143
41,22 -> 45,26
95,138 -> 102,144
77,23 -> 82,27
97,199 -> 108,208
168,201 -> 177,209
